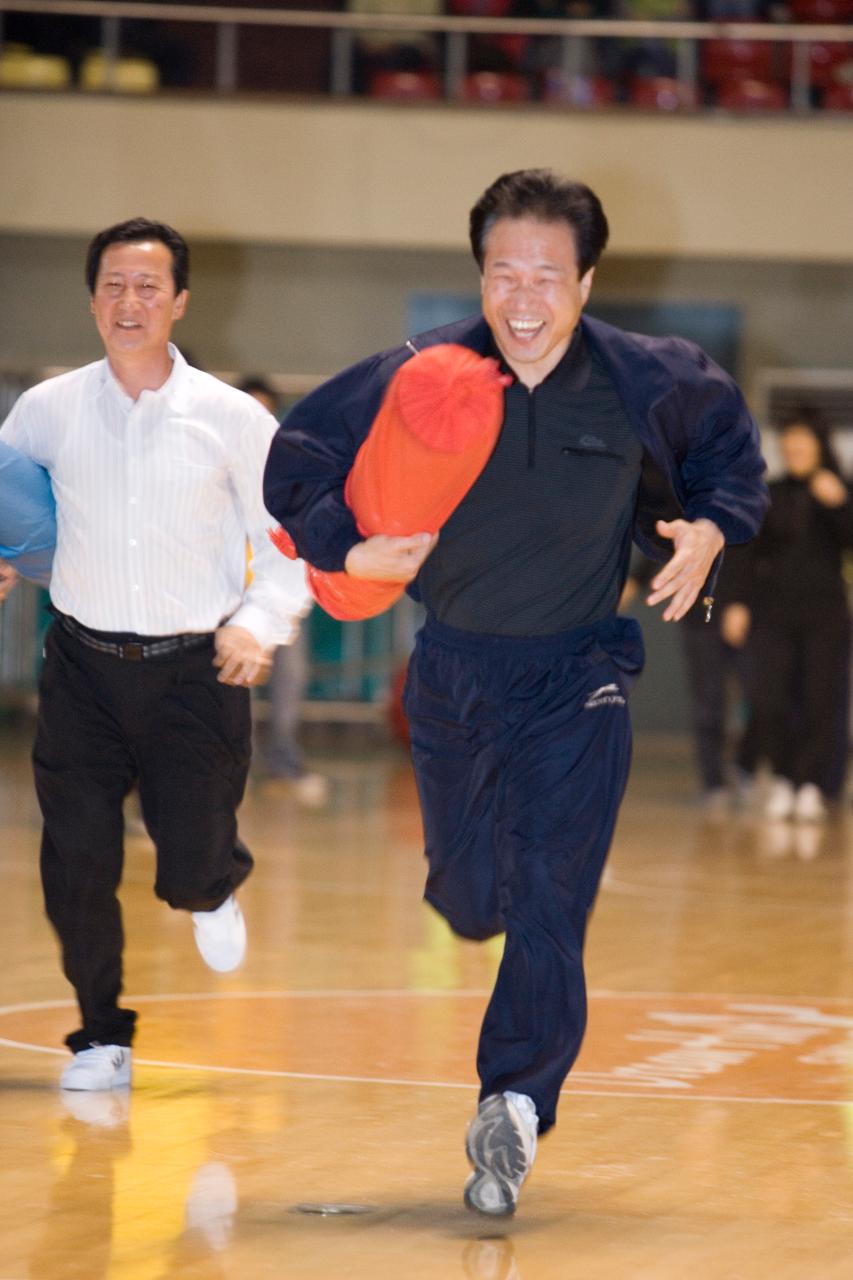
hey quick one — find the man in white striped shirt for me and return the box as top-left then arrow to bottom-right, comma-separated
0,218 -> 310,1092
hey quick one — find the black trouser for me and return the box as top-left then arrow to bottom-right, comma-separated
744,610 -> 850,794
34,621 -> 253,1052
681,623 -> 747,792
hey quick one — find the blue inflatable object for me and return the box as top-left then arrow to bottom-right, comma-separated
0,439 -> 55,585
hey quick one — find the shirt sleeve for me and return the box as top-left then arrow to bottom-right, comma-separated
0,407 -> 56,585
226,404 -> 314,649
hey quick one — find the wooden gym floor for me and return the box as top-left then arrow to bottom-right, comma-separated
1,721 -> 853,1280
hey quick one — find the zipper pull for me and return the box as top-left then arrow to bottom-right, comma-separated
703,595 -> 714,623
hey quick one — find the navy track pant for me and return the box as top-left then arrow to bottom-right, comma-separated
404,614 -> 644,1134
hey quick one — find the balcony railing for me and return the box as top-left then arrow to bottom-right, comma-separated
0,0 -> 852,110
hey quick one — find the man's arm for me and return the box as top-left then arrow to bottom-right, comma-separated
675,352 -> 768,546
644,346 -> 768,621
217,403 -> 314,686
263,350 -> 418,574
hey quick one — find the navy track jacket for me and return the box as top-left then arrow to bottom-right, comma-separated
263,314 -> 769,587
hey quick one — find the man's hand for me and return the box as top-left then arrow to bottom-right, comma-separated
810,469 -> 848,509
0,561 -> 18,603
646,518 -> 725,622
214,625 -> 273,687
345,532 -> 438,582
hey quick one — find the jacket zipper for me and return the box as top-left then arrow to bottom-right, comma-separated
527,390 -> 536,469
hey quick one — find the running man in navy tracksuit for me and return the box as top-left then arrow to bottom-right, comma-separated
263,170 -> 768,1216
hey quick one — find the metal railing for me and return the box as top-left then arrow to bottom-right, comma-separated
1,0 -> 852,110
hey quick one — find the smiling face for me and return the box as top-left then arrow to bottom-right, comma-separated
480,216 -> 594,388
90,239 -> 187,363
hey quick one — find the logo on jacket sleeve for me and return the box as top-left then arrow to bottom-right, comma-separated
584,682 -> 626,709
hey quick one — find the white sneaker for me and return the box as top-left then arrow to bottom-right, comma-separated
60,1044 -> 132,1091
794,783 -> 828,823
464,1091 -> 538,1217
192,895 -> 246,972
764,777 -> 795,821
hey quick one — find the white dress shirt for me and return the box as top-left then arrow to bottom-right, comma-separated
0,345 -> 311,647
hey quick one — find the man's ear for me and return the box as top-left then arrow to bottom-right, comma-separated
580,267 -> 595,305
172,289 -> 189,321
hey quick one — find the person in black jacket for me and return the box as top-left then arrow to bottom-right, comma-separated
264,169 -> 767,1217
725,413 -> 852,821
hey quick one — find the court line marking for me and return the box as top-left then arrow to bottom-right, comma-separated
0,1034 -> 846,1108
5,987 -> 853,1014
2,989 -> 853,1108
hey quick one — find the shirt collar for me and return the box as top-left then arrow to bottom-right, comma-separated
99,343 -> 190,410
487,324 -> 592,392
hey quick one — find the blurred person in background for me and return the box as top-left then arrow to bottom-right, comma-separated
622,541 -> 755,813
725,411 -> 853,821
239,376 -> 329,807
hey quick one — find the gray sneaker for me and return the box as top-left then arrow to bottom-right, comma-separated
464,1091 -> 538,1216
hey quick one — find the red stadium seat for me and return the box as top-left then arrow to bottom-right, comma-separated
702,38 -> 776,85
789,0 -> 853,20
783,41 -> 853,89
541,69 -> 616,107
448,0 -> 511,13
460,71 -> 529,102
824,82 -> 853,109
369,70 -> 443,100
717,77 -> 788,110
629,76 -> 697,110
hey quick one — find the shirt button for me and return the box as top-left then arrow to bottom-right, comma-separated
132,584 -> 140,592
129,496 -> 138,505
129,539 -> 137,547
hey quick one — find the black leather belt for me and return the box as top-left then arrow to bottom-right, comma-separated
53,611 -> 214,661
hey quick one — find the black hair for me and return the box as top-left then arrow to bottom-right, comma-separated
85,217 -> 189,295
237,376 -> 276,401
469,169 -> 609,277
778,407 -> 842,476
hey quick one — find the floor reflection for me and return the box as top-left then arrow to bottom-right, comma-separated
462,1235 -> 520,1279
33,1087 -> 240,1280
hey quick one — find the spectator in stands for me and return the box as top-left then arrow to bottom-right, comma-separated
348,0 -> 442,92
613,0 -> 694,87
726,411 -> 853,821
513,0 -> 615,95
